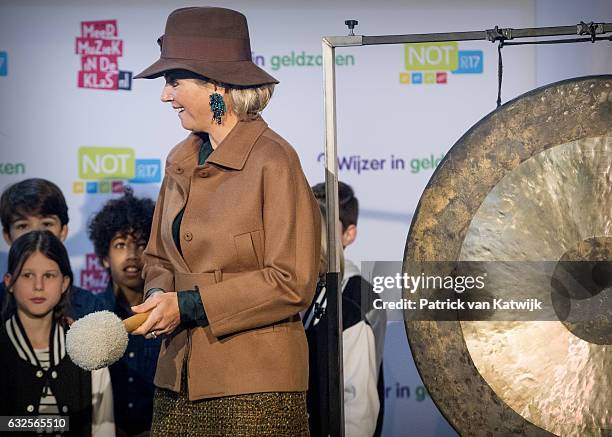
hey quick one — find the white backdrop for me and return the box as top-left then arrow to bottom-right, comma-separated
1,1 -> 610,435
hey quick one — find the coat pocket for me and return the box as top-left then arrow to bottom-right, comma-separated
233,230 -> 264,271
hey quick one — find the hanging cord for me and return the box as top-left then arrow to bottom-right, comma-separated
494,34 -> 611,107
488,21 -> 610,108
496,39 -> 504,108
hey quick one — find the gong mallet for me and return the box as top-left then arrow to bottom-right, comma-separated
66,310 -> 152,371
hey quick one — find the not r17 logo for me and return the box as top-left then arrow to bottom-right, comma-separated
131,159 -> 162,183
452,51 -> 484,74
79,147 -> 135,180
404,42 -> 458,71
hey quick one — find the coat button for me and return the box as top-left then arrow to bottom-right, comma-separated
128,402 -> 134,408
36,370 -> 43,378
27,404 -> 34,412
198,170 -> 209,178
184,232 -> 193,241
175,167 -> 184,174
62,406 -> 69,413
128,352 -> 135,358
51,371 -> 58,379
128,377 -> 134,383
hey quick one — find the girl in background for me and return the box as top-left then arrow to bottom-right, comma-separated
0,231 -> 114,436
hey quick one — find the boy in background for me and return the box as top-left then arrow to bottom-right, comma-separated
312,181 -> 387,436
0,178 -> 107,319
88,187 -> 159,437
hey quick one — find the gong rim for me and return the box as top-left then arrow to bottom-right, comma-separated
403,75 -> 612,436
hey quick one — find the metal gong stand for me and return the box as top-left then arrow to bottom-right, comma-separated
321,20 -> 612,437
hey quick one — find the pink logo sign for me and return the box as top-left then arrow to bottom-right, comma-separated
75,20 -> 131,90
80,253 -> 109,294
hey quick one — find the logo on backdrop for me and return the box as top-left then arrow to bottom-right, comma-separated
0,162 -> 26,176
316,152 -> 444,175
385,383 -> 430,401
252,51 -> 356,72
399,42 -> 483,85
75,20 -> 132,90
73,146 -> 161,194
80,253 -> 108,294
0,51 -> 7,76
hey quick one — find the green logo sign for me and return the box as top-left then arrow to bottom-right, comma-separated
0,162 -> 25,175
410,154 -> 445,174
404,42 -> 458,71
79,147 -> 135,180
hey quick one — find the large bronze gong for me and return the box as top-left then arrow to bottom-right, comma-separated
404,76 -> 611,436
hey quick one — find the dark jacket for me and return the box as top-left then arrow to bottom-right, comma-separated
99,282 -> 161,436
304,277 -> 377,437
305,274 -> 385,437
0,316 -> 92,436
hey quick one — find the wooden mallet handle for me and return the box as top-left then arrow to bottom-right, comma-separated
123,311 -> 152,333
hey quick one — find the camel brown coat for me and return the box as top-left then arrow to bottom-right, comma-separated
143,118 -> 321,401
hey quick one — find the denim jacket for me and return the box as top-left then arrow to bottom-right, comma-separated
99,282 -> 161,436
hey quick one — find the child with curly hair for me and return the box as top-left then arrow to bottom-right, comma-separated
88,188 -> 159,437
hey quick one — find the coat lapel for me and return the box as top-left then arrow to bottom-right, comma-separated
160,119 -> 268,274
207,119 -> 268,170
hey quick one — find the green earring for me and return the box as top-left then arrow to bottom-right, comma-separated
210,92 -> 226,125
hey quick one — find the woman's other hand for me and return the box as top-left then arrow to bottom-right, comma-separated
131,292 -> 180,338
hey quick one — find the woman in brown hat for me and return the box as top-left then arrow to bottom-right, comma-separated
129,6 -> 321,437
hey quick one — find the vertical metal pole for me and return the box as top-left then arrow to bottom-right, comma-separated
322,37 -> 344,437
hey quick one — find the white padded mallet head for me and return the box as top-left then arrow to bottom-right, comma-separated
66,310 -> 150,370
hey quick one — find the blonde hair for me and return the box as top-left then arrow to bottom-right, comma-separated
229,85 -> 275,120
193,76 -> 274,121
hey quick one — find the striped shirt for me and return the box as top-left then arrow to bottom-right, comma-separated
33,348 -> 60,415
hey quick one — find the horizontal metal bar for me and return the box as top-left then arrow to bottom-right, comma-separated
363,30 -> 486,45
510,24 -> 580,38
324,22 -> 612,48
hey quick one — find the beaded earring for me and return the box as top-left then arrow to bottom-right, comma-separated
209,86 -> 226,125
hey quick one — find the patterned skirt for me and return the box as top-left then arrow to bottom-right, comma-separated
150,386 -> 310,437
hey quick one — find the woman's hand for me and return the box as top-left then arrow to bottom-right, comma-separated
131,292 -> 181,338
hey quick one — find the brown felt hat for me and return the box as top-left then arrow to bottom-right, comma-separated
135,7 -> 278,86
